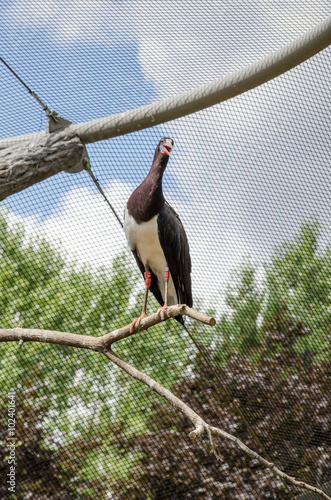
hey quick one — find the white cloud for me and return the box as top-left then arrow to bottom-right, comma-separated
5,0 -> 135,45
6,181 -> 131,268
133,1 -> 330,96
165,191 -> 257,314
5,1 -> 329,97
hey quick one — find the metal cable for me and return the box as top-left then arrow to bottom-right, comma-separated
84,158 -> 123,229
0,56 -> 56,120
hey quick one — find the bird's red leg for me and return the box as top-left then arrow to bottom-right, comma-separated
130,270 -> 151,333
157,267 -> 169,321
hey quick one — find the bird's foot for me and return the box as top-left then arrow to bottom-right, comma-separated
130,313 -> 147,333
157,305 -> 168,321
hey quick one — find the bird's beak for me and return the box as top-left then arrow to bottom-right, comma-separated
161,139 -> 173,156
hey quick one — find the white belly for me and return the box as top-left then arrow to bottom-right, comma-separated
124,207 -> 177,305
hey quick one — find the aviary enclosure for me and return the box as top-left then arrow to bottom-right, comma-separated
0,2 -> 330,499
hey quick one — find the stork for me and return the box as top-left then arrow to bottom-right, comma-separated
124,137 -> 192,331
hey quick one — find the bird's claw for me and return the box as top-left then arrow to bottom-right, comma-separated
157,305 -> 168,321
130,313 -> 147,333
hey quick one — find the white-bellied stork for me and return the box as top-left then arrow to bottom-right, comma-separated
124,137 -> 192,331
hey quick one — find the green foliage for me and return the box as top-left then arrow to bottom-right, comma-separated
106,221 -> 331,500
1,208 -> 330,498
221,259 -> 264,353
0,208 -> 191,498
264,217 -> 331,355
0,211 -> 137,422
219,217 -> 330,359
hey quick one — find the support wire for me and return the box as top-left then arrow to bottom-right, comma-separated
83,158 -> 123,229
0,56 -> 57,120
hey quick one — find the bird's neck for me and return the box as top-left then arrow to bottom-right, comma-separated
146,153 -> 168,192
127,154 -> 168,223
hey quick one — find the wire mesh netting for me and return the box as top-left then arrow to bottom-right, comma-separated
0,1 -> 330,499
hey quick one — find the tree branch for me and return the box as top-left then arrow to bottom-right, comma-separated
100,304 -> 215,347
103,348 -> 331,500
1,307 -> 329,500
0,305 -> 214,349
0,130 -> 84,201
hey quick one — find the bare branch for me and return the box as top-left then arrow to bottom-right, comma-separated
1,308 -> 329,500
0,305 -> 215,350
103,348 -> 205,431
100,304 -> 215,347
0,326 -> 102,351
104,348 -> 331,500
0,130 -> 84,201
209,426 -> 331,500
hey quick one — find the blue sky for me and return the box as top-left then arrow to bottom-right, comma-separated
0,0 -> 160,219
1,1 -> 330,307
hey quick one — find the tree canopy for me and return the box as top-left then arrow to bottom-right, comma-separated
1,209 -> 330,498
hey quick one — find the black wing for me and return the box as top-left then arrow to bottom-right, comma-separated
157,202 -> 193,310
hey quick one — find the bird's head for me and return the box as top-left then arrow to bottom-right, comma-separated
159,137 -> 174,156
